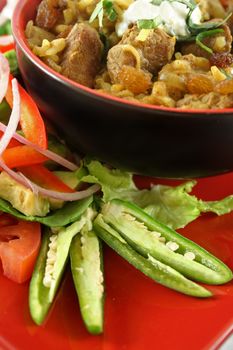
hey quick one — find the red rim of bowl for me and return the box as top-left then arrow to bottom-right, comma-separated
12,0 -> 233,116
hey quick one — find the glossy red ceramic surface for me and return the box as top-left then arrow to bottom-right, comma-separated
0,173 -> 233,350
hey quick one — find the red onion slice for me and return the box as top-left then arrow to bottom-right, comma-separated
19,171 -> 39,196
0,157 -> 30,188
0,78 -> 20,155
0,122 -> 78,171
0,34 -> 14,46
21,180 -> 101,201
0,157 -> 100,201
0,52 -> 10,104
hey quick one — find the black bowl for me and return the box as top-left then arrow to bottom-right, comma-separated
12,0 -> 233,178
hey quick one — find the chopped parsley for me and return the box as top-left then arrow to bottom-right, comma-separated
150,0 -> 162,5
137,16 -> 163,30
89,0 -> 117,28
188,11 -> 232,34
219,68 -> 232,80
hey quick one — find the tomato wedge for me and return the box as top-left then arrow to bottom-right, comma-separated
5,75 -> 47,149
0,220 -> 41,283
0,213 -> 18,227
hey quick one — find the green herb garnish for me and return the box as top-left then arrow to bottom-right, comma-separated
104,0 -> 117,21
99,32 -> 110,59
188,12 -> 232,34
89,1 -> 104,27
171,0 -> 196,10
89,0 -> 117,27
150,0 -> 162,5
196,29 -> 224,54
219,68 -> 232,80
151,0 -> 195,9
137,16 -> 163,30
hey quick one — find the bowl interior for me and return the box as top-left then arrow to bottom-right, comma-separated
12,0 -> 233,116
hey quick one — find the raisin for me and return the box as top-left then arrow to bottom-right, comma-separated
186,74 -> 214,94
215,79 -> 233,94
210,52 -> 233,68
118,66 -> 152,95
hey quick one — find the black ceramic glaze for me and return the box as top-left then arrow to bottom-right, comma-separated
12,0 -> 233,178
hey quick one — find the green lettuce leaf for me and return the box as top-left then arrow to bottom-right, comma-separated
83,160 -> 137,202
82,160 -> 233,229
199,196 -> 233,216
135,181 -> 201,229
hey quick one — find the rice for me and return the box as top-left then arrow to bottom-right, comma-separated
25,0 -> 233,109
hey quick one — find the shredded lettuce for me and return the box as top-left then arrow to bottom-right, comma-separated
81,160 -> 233,229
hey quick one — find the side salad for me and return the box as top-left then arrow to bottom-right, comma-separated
0,12 -> 233,335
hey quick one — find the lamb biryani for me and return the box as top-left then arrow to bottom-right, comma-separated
25,0 -> 233,109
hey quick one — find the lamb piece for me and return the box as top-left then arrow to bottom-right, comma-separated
35,0 -> 62,30
180,24 -> 232,59
60,23 -> 103,88
107,44 -> 140,80
107,25 -> 176,84
121,26 -> 176,73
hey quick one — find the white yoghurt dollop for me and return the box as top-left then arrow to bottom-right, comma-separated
116,0 -> 202,37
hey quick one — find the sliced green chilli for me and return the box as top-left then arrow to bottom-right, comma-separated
29,215 -> 92,325
70,230 -> 104,334
101,200 -> 232,285
94,215 -> 212,298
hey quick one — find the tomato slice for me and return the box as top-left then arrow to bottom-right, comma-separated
5,75 -> 47,149
0,213 -> 18,227
0,220 -> 41,283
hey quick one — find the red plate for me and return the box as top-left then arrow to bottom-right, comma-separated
0,173 -> 233,350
